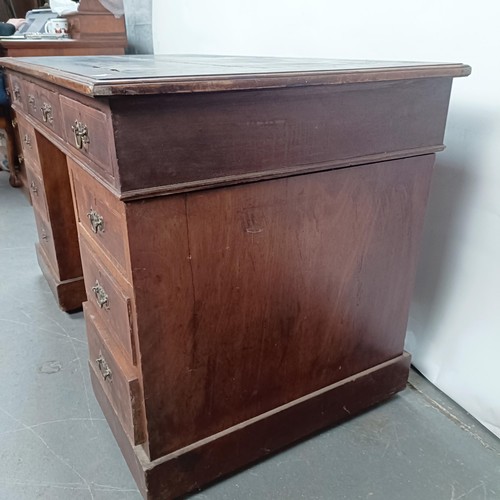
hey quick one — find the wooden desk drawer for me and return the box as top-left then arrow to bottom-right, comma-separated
32,205 -> 58,273
6,73 -> 27,111
17,119 -> 40,170
32,184 -> 83,282
27,83 -> 63,136
80,238 -> 136,364
61,95 -> 115,181
84,304 -> 145,446
25,164 -> 48,218
69,159 -> 129,277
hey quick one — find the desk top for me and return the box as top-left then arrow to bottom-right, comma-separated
1,54 -> 471,97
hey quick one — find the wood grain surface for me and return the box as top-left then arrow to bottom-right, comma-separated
127,155 -> 435,460
0,54 -> 471,96
110,77 -> 450,196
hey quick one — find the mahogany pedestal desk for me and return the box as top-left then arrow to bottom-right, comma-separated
1,55 -> 470,499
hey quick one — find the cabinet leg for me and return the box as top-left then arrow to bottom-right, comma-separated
9,171 -> 22,187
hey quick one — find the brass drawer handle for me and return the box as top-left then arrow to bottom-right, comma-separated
41,229 -> 48,241
17,154 -> 24,164
28,94 -> 36,112
13,85 -> 21,101
41,103 -> 53,124
87,208 -> 104,233
71,120 -> 90,149
30,181 -> 38,195
11,118 -> 17,128
92,280 -> 109,310
96,353 -> 112,382
23,134 -> 31,148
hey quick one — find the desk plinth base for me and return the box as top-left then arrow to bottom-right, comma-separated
35,244 -> 86,312
91,352 -> 411,500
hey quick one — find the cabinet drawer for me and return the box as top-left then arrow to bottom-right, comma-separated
25,164 -> 48,219
69,159 -> 129,277
84,305 -> 145,446
61,95 -> 115,181
27,83 -> 63,136
32,206 -> 58,274
17,118 -> 40,171
80,238 -> 136,364
25,81 -> 39,122
6,73 -> 27,111
33,191 -> 82,281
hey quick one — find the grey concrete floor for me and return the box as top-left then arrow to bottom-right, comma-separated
0,170 -> 499,500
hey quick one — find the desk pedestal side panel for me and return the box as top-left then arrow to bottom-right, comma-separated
123,155 -> 434,462
69,153 -> 434,498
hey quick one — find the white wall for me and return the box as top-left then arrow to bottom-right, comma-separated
152,0 -> 500,437
122,0 -> 153,53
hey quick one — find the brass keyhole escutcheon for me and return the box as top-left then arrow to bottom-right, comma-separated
28,94 -> 36,112
96,354 -> 112,382
41,103 -> 53,124
87,208 -> 104,234
13,85 -> 21,101
71,120 -> 90,150
92,280 -> 109,310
